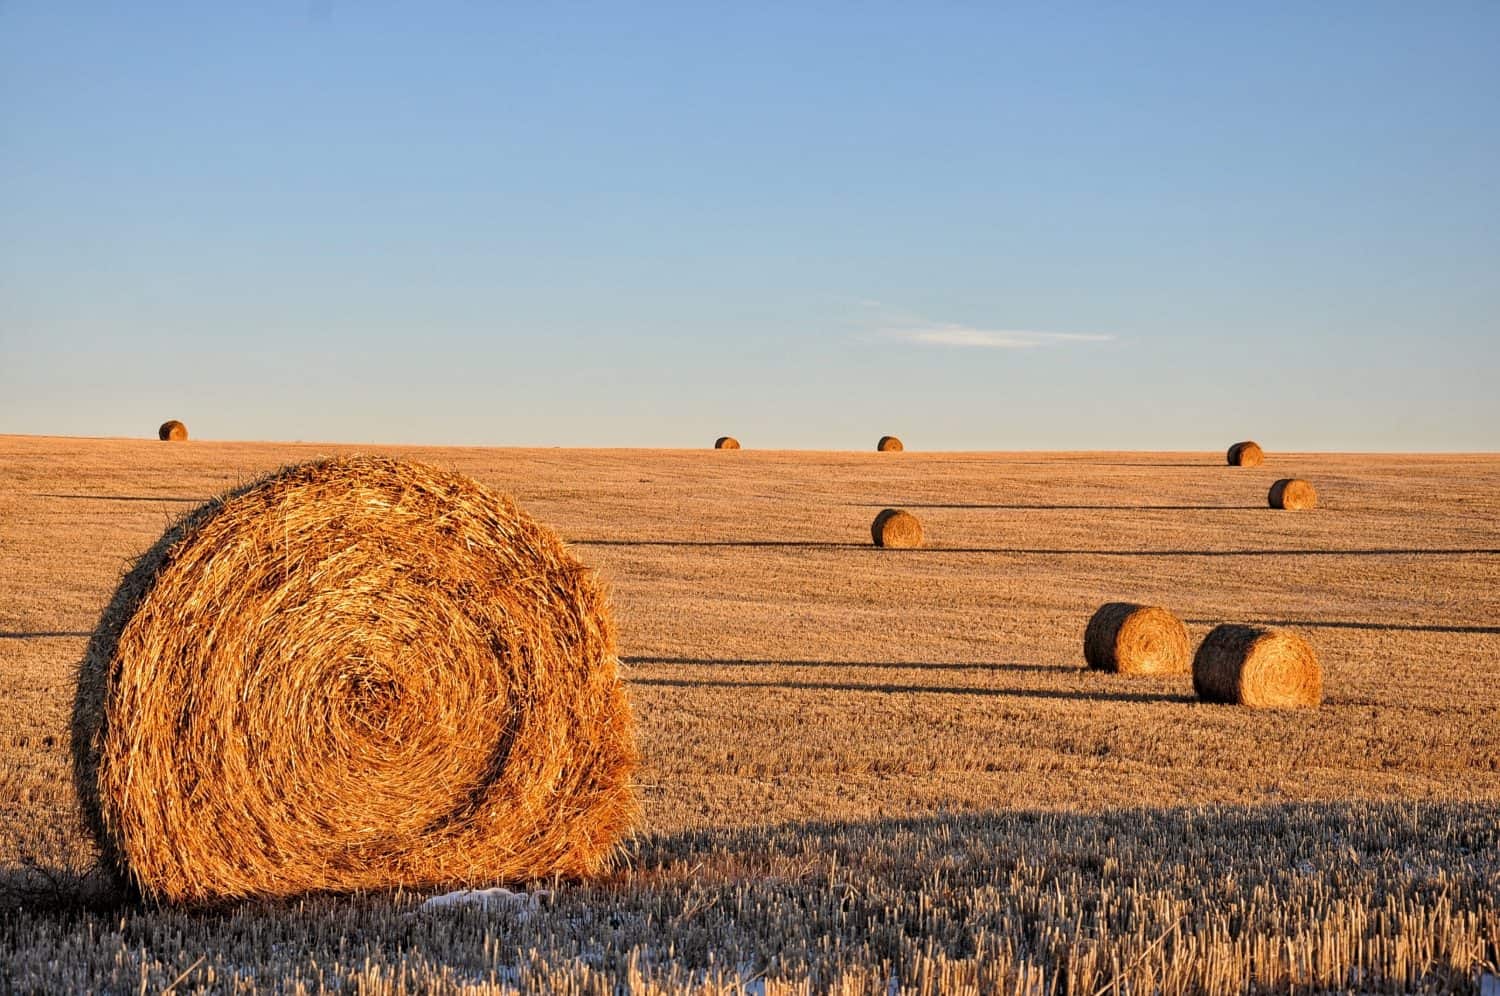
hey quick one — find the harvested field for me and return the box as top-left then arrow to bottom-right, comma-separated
2,435 -> 1498,992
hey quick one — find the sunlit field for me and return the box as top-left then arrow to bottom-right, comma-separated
2,435 -> 1497,993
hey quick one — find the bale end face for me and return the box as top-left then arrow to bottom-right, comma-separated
1269,478 -> 1318,510
74,456 -> 639,902
1227,441 -> 1263,466
871,508 -> 923,548
158,420 -> 188,441
714,436 -> 741,450
1192,624 -> 1322,708
1083,603 -> 1190,675
876,435 -> 904,452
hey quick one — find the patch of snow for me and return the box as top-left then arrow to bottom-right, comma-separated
416,887 -> 551,920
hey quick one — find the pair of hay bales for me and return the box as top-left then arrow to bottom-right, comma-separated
1084,603 -> 1322,708
1227,440 -> 1320,509
715,436 -> 904,452
75,456 -> 639,903
158,420 -> 188,441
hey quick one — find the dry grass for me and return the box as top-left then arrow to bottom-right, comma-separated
2,436 -> 1498,992
1193,623 -> 1323,709
75,455 -> 637,902
1082,602 -> 1190,675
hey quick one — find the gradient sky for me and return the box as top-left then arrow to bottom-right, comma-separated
2,3 -> 1497,450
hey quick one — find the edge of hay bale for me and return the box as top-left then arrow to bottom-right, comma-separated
1192,623 -> 1322,708
1269,478 -> 1318,510
714,436 -> 741,450
1082,602 -> 1191,675
158,420 -> 188,441
871,508 -> 923,548
876,435 -> 904,452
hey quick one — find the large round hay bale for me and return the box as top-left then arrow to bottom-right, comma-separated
714,436 -> 740,450
876,435 -> 904,452
1192,624 -> 1322,708
1269,478 -> 1318,510
72,456 -> 639,902
1226,441 -> 1263,466
1082,602 -> 1190,675
158,420 -> 188,441
871,508 -> 923,548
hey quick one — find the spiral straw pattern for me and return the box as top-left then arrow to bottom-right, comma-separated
1192,624 -> 1322,709
1083,603 -> 1191,675
73,455 -> 638,902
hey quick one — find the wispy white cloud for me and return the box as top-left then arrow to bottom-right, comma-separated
890,325 -> 1114,349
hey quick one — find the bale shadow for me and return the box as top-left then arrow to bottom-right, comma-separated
630,676 -> 1191,704
33,493 -> 205,504
1186,618 -> 1500,635
0,631 -> 92,640
623,656 -> 1071,674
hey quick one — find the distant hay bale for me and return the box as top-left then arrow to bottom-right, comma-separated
158,420 -> 187,441
714,436 -> 741,450
1269,478 -> 1318,510
1226,441 -> 1263,466
72,455 -> 639,903
1083,602 -> 1190,675
876,435 -> 904,452
1192,624 -> 1322,708
871,508 -> 923,548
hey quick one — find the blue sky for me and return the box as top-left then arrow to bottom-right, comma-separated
2,3 -> 1496,449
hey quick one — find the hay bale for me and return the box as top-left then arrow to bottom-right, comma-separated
1192,624 -> 1322,708
1226,441 -> 1263,466
72,455 -> 639,902
871,508 -> 923,548
158,420 -> 188,441
876,435 -> 904,452
714,436 -> 740,450
1269,478 -> 1318,510
1082,602 -> 1190,675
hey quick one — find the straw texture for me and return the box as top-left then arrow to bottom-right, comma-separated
1226,441 -> 1263,467
1192,624 -> 1322,708
72,455 -> 639,903
876,436 -> 904,452
157,420 -> 187,441
714,436 -> 741,450
1269,478 -> 1318,510
1083,602 -> 1190,675
871,509 -> 923,548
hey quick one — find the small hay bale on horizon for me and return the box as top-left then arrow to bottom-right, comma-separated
1269,478 -> 1318,510
158,420 -> 188,441
871,508 -> 923,548
877,435 -> 904,452
714,436 -> 741,450
72,455 -> 639,903
1226,441 -> 1263,466
1192,623 -> 1322,708
1083,602 -> 1190,675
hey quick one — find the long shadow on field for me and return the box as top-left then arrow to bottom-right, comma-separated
852,502 -> 1262,511
573,539 -> 1500,557
631,676 -> 1189,704
34,493 -> 205,503
1186,618 -> 1500,635
0,631 -> 92,640
623,656 -> 1070,673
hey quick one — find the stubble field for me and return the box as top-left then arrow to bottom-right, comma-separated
1,435 -> 1497,993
